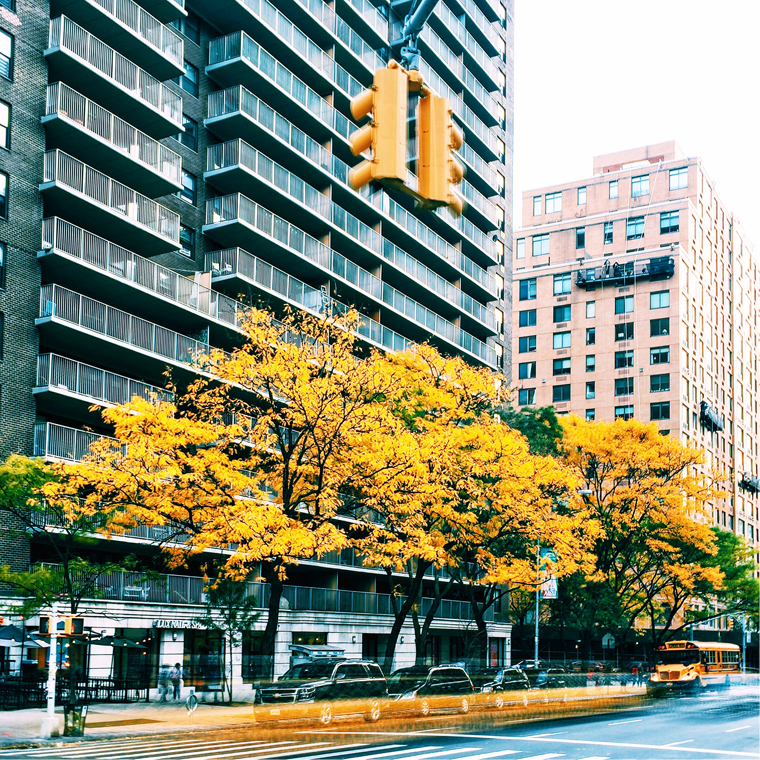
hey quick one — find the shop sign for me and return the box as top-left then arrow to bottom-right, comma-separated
152,620 -> 205,629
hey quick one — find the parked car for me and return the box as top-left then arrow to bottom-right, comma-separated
254,658 -> 387,726
469,666 -> 531,709
534,668 -> 570,690
388,665 -> 474,717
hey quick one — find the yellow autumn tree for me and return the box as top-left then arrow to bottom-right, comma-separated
556,415 -> 725,654
349,346 -> 593,670
46,306 -> 397,676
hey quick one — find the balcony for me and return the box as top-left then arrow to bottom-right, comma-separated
699,400 -> 724,433
575,255 -> 676,290
45,16 -> 183,139
37,284 -> 213,381
131,0 -> 185,24
43,83 -> 182,197
739,473 -> 760,495
49,0 -> 184,79
33,421 -> 124,464
41,151 -> 179,254
34,353 -> 172,421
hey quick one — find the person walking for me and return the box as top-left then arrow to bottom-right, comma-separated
169,663 -> 182,701
158,664 -> 170,703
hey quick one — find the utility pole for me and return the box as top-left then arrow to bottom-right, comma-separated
41,602 -> 59,737
534,538 -> 540,664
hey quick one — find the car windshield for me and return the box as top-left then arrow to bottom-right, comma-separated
279,662 -> 335,681
388,670 -> 427,689
655,650 -> 700,666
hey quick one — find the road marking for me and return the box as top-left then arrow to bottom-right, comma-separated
576,757 -> 610,760
0,739 -> 259,757
528,733 -> 567,738
664,741 -> 694,747
443,751 -> 521,760
607,719 -> 643,725
725,726 -> 753,733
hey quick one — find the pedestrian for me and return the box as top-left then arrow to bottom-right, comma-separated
169,662 -> 182,701
158,664 -> 170,703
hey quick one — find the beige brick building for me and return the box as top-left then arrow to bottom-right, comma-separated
511,141 -> 758,559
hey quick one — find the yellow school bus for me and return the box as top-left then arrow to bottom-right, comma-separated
648,640 -> 741,695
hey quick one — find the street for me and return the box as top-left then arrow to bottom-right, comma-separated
0,690 -> 757,760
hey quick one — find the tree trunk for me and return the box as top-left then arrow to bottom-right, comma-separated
415,574 -> 456,664
261,561 -> 284,680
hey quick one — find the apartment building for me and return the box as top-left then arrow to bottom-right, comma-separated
0,0 -> 514,691
512,142 -> 759,573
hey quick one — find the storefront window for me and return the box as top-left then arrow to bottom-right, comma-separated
183,630 -> 223,692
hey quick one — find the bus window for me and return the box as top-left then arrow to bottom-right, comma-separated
656,650 -> 699,666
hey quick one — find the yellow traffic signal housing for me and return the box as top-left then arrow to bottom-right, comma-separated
39,615 -> 52,635
349,63 -> 408,191
417,92 -> 464,215
65,616 -> 85,636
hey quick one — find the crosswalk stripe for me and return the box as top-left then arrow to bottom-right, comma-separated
0,738 -> 260,757
33,740 -> 292,759
445,750 -> 521,760
576,756 -> 610,759
293,747 -> 442,760
369,749 -> 478,760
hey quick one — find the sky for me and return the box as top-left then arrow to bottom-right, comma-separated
512,1 -> 760,245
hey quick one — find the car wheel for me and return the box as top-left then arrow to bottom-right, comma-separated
458,696 -> 470,714
318,701 -> 334,727
364,698 -> 381,723
494,692 -> 504,709
419,698 -> 431,717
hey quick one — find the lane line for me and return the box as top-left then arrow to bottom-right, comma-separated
664,741 -> 694,747
725,726 -> 753,733
527,733 -> 567,738
448,750 -> 522,760
607,719 -> 642,726
576,757 -> 610,760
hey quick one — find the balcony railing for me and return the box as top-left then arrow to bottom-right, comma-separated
208,32 -> 354,144
458,0 -> 499,54
457,138 -> 499,192
82,0 -> 183,67
340,0 -> 388,42
42,150 -> 179,246
33,422 -> 125,463
36,353 -> 173,407
575,255 -> 676,290
38,284 -> 212,368
739,472 -> 760,495
45,83 -> 182,188
699,400 -> 724,433
48,17 -> 182,131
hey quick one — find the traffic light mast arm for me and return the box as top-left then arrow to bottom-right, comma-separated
399,0 -> 441,71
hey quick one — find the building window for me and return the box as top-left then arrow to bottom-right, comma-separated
615,295 -> 634,314
518,361 -> 536,379
545,191 -> 562,214
516,238 -> 525,259
532,233 -> 549,256
576,227 -> 585,249
0,242 -> 5,288
669,167 -> 688,190
586,355 -> 595,372
168,12 -> 201,44
0,100 -> 8,150
553,384 -> 570,403
604,221 -> 613,244
615,350 -> 633,369
0,0 -> 14,11
0,30 -> 12,80
586,381 -> 595,399
586,301 -> 595,318
553,272 -> 571,295
615,405 -> 634,420
174,60 -> 199,97
615,377 -> 634,396
553,358 -> 571,376
650,373 -> 670,392
586,327 -> 595,345
519,278 -> 537,301
650,346 -> 670,365
626,216 -> 645,240
176,114 -> 198,151
660,211 -> 679,234
178,170 -> 196,204
615,322 -> 634,341
518,388 -> 536,406
609,180 -> 618,199
179,225 -> 195,258
577,186 -> 586,205
650,317 -> 670,336
0,171 -> 7,218
519,336 -> 536,353
553,331 -> 571,349
650,290 -> 670,309
586,409 -> 595,421
519,309 -> 536,327
631,174 -> 650,198
553,305 -> 571,322
533,196 -> 541,216
651,401 -> 671,420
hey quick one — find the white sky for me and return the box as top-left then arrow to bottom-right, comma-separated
513,0 -> 760,245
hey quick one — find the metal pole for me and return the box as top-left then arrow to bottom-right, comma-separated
741,615 -> 746,674
41,603 -> 58,737
534,538 -> 540,664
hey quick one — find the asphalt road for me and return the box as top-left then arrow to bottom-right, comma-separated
1,689 -> 757,760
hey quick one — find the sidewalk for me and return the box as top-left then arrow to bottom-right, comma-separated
0,699 -> 260,747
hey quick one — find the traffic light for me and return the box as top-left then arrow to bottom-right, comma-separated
65,616 -> 85,636
39,615 -> 51,635
349,62 -> 408,191
417,92 -> 464,215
